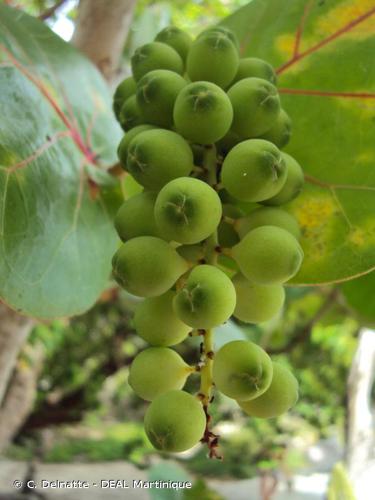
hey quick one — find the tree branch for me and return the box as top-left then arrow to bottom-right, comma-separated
267,288 -> 339,355
72,0 -> 137,84
38,0 -> 67,20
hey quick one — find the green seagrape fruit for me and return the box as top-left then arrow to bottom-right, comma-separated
186,32 -> 239,89
221,139 -> 287,202
117,124 -> 156,169
176,244 -> 205,264
197,26 -> 239,49
259,109 -> 292,149
113,76 -> 136,120
232,226 -> 304,285
173,264 -> 236,328
216,129 -> 242,157
114,191 -> 159,241
129,347 -> 191,401
228,77 -> 280,138
213,340 -> 273,401
262,153 -> 304,206
119,95 -> 144,131
218,204 -> 243,247
155,26 -> 193,62
238,362 -> 299,418
154,177 -> 222,244
134,290 -> 191,346
131,42 -> 184,81
126,129 -> 193,190
173,81 -> 233,144
232,57 -> 277,85
136,69 -> 187,128
232,273 -> 285,323
112,236 -> 188,297
144,390 -> 206,452
236,206 -> 301,240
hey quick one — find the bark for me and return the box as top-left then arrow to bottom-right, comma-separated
346,328 -> 375,497
72,0 -> 137,84
0,303 -> 34,403
0,344 -> 44,452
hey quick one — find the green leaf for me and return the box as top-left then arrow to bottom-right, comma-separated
0,6 -> 122,318
222,0 -> 375,285
341,271 -> 375,325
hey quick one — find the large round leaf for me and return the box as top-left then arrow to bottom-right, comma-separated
222,0 -> 375,285
0,6 -> 122,318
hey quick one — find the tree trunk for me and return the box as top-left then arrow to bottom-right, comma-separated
346,328 -> 375,498
0,304 -> 34,403
72,0 -> 137,84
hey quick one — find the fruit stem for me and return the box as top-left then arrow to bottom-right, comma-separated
199,329 -> 214,406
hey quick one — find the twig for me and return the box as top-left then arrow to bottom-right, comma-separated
38,0 -> 67,21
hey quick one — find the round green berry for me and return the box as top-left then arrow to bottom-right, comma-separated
144,390 -> 206,452
155,26 -> 192,62
119,95 -> 144,131
232,273 -> 285,323
173,81 -> 233,144
112,236 -> 188,297
218,204 -> 243,247
238,363 -> 298,418
117,125 -> 156,169
228,77 -> 280,138
221,139 -> 287,202
236,206 -> 301,240
259,109 -> 292,149
186,32 -> 239,88
134,291 -> 191,346
131,42 -> 184,81
232,226 -> 304,285
126,129 -> 193,190
173,264 -> 236,328
232,57 -> 276,85
213,340 -> 273,401
114,191 -> 159,241
154,177 -> 222,244
197,26 -> 239,49
129,347 -> 191,401
136,69 -> 187,128
262,153 -> 304,206
113,76 -> 136,120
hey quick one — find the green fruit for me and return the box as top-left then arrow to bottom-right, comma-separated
176,244 -> 205,264
228,77 -> 280,138
232,273 -> 285,323
114,191 -> 159,241
113,76 -> 136,120
213,340 -> 273,401
186,32 -> 239,88
173,264 -> 236,328
134,291 -> 191,346
232,226 -> 304,285
218,204 -> 243,247
173,81 -> 233,144
236,206 -> 301,240
136,69 -> 187,128
221,139 -> 287,202
197,26 -> 239,49
262,153 -> 304,206
117,125 -> 156,169
259,109 -> 292,149
129,347 -> 191,401
154,177 -> 222,244
155,26 -> 192,62
112,236 -> 188,297
144,390 -> 206,452
119,95 -> 144,131
232,57 -> 276,85
131,42 -> 184,81
126,129 -> 193,190
238,363 -> 298,418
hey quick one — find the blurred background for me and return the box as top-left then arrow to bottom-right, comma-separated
0,1 -> 374,499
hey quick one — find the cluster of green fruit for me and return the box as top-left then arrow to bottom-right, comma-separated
111,25 -> 303,455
